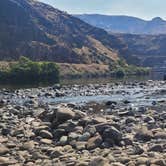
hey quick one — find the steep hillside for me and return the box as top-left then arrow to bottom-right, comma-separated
0,0 -> 130,65
115,34 -> 166,67
75,14 -> 166,35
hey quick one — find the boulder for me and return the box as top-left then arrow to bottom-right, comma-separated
89,157 -> 109,166
148,144 -> 164,152
105,101 -> 117,106
95,123 -> 120,134
150,159 -> 166,166
144,116 -> 155,123
53,129 -> 67,139
59,136 -> 68,145
103,126 -> 122,145
154,131 -> 166,139
21,141 -> 35,151
123,100 -> 131,104
91,117 -> 107,124
47,147 -> 64,158
84,125 -> 96,136
133,144 -> 144,155
55,107 -> 76,123
0,145 -> 10,155
68,132 -> 80,142
57,121 -> 77,133
40,139 -> 52,144
111,162 -> 125,166
135,157 -> 150,165
135,127 -> 153,142
74,110 -> 86,120
0,157 -> 16,166
125,117 -> 136,124
86,134 -> 102,150
78,132 -> 91,142
34,125 -> 50,134
0,99 -> 5,107
1,128 -> 11,136
75,142 -> 86,151
39,130 -> 53,139
118,110 -> 134,117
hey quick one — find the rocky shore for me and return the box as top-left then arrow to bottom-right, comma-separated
0,81 -> 166,166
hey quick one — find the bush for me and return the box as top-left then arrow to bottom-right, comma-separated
0,56 -> 60,84
117,59 -> 127,68
115,68 -> 126,77
109,59 -> 150,78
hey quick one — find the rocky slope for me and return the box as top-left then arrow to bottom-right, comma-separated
114,34 -> 166,67
0,81 -> 166,165
75,14 -> 166,67
75,14 -> 166,35
0,0 -> 130,65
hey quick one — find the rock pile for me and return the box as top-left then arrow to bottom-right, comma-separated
0,82 -> 166,165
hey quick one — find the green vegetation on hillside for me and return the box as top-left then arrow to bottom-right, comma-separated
58,59 -> 150,79
109,59 -> 150,77
0,57 -> 59,84
0,57 -> 150,84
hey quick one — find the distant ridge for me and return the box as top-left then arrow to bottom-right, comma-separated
75,14 -> 166,34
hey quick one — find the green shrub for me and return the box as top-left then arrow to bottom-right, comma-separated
117,59 -> 127,68
109,59 -> 150,77
115,68 -> 126,77
0,56 -> 60,84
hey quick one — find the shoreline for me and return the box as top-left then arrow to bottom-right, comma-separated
0,61 -> 150,85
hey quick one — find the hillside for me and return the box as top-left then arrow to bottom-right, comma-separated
75,14 -> 166,35
74,14 -> 166,67
115,34 -> 166,67
0,0 -> 131,65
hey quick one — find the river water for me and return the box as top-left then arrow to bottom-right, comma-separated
0,71 -> 164,89
45,81 -> 166,107
0,71 -> 165,109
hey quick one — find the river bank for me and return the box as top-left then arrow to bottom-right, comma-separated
0,59 -> 150,85
0,80 -> 166,165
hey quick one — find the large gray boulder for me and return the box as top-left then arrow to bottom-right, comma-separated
135,127 -> 153,142
86,133 -> 103,150
103,126 -> 122,145
55,107 -> 76,123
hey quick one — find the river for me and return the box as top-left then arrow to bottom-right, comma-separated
0,71 -> 164,90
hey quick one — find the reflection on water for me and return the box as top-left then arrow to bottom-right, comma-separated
0,71 -> 164,89
60,71 -> 164,85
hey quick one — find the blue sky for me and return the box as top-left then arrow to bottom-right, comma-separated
39,0 -> 166,20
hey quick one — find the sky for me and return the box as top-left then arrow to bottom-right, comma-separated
39,0 -> 166,20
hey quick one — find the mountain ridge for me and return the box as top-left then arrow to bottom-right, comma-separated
75,14 -> 166,34
114,33 -> 166,67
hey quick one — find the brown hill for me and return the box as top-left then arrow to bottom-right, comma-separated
115,34 -> 166,67
0,0 -> 129,65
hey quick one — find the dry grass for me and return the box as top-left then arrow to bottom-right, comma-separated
58,63 -> 110,78
0,61 -> 16,71
88,36 -> 119,61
